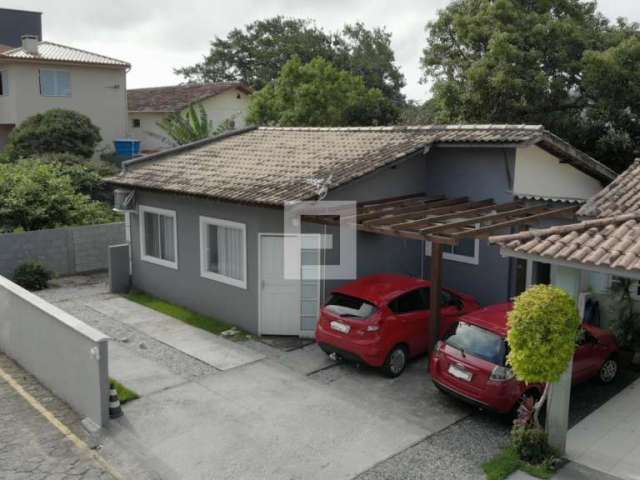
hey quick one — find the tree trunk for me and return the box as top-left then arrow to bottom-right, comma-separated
533,382 -> 550,428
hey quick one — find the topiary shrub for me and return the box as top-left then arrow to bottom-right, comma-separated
5,109 -> 101,161
13,261 -> 53,291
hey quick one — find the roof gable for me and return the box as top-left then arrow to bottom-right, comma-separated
107,125 -> 614,207
0,41 -> 129,67
127,83 -> 252,113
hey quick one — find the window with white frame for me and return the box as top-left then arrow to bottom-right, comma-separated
39,69 -> 71,97
0,71 -> 8,96
199,216 -> 246,288
139,206 -> 178,269
425,236 -> 480,265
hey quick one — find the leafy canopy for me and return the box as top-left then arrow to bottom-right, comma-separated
421,0 -> 640,172
5,109 -> 101,161
507,284 -> 580,384
176,17 -> 406,104
0,160 -> 117,232
247,56 -> 397,127
157,103 -> 236,145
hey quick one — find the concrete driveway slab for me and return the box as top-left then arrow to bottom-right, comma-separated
91,297 -> 264,371
310,356 -> 472,433
109,342 -> 185,396
113,360 -> 430,480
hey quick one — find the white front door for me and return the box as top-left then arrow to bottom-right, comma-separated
260,235 -> 301,336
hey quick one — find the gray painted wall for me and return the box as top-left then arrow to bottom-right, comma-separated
0,274 -> 109,426
129,190 -> 283,334
0,223 -> 125,277
128,146 -> 519,334
108,244 -> 130,293
422,146 -> 516,305
0,8 -> 42,47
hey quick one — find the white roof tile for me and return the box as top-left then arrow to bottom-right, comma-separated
0,41 -> 129,67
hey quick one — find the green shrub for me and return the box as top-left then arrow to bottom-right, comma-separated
511,426 -> 553,465
507,284 -> 581,384
5,109 -> 101,161
13,262 -> 53,291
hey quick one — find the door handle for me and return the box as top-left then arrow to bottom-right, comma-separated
261,280 -> 266,290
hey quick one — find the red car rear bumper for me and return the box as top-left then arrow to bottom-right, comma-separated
430,356 -> 523,414
316,322 -> 386,367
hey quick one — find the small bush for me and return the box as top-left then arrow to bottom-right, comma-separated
13,262 -> 53,291
511,426 -> 553,465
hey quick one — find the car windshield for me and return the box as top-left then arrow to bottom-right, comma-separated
444,321 -> 507,366
325,293 -> 377,319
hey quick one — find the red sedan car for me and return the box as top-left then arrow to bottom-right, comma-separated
315,274 -> 480,377
430,303 -> 619,414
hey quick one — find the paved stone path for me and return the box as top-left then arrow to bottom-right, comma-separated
0,354 -> 116,480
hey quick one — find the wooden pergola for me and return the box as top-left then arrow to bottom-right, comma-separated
310,193 -> 578,349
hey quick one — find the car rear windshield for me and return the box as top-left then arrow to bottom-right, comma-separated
325,293 -> 377,319
444,322 -> 507,366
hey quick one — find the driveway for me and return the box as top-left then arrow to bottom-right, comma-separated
40,275 -> 471,480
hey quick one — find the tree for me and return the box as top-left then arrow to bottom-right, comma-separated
157,103 -> 236,145
5,109 -> 101,161
0,160 -> 117,232
421,0 -> 640,172
176,17 -> 405,105
247,57 -> 397,127
507,284 -> 580,427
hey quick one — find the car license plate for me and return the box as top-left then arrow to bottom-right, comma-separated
330,321 -> 351,334
448,364 -> 472,382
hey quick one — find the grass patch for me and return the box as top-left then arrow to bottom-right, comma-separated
125,291 -> 252,341
110,378 -> 139,404
483,448 -> 555,480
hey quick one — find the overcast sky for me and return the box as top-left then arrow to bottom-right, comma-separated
5,0 -> 640,101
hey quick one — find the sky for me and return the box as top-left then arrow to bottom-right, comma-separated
4,0 -> 640,101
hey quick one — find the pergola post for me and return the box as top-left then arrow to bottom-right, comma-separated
429,242 -> 443,351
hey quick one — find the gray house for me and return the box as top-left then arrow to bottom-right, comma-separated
107,125 -> 615,337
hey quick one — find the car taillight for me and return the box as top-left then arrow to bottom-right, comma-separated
489,365 -> 514,382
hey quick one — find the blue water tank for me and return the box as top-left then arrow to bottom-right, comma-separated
114,139 -> 141,157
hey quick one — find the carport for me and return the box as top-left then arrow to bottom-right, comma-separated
313,192 -> 576,349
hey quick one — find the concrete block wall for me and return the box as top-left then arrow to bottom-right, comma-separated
0,223 -> 125,277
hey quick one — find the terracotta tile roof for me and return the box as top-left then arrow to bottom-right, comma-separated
490,213 -> 640,273
106,125 -> 613,207
0,44 -> 13,53
578,159 -> 640,218
0,41 -> 129,67
127,82 -> 252,113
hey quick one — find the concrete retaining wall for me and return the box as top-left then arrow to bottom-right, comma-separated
0,223 -> 125,277
0,275 -> 110,426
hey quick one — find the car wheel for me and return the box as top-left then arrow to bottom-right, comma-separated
382,345 -> 408,378
599,357 -> 619,384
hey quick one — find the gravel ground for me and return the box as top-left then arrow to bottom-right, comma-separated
356,414 -> 510,480
39,277 -> 217,382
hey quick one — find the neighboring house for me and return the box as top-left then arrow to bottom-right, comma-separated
0,7 -> 41,48
0,36 -> 129,154
106,125 -> 615,337
127,83 -> 252,152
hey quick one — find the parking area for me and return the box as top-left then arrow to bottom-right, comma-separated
37,275 -> 472,480
32,274 -> 640,480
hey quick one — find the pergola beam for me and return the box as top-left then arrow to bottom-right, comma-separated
357,196 -> 458,222
416,204 -> 548,235
363,197 -> 470,226
452,205 -> 579,238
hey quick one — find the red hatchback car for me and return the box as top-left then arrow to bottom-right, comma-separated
315,274 -> 480,377
430,303 -> 619,414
